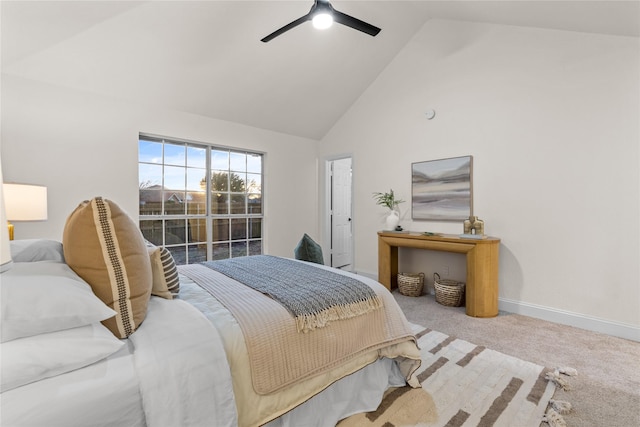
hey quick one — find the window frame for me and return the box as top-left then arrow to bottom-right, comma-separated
138,134 -> 264,264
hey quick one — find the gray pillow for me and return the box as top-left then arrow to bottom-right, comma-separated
294,234 -> 324,265
10,239 -> 65,263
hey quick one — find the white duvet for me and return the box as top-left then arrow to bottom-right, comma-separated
0,296 -> 237,427
130,297 -> 237,427
1,342 -> 144,427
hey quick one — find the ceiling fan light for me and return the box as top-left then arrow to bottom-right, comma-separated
312,13 -> 333,30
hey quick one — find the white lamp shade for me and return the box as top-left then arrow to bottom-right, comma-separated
3,183 -> 48,221
0,162 -> 12,272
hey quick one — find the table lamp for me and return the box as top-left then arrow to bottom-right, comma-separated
3,183 -> 48,240
0,162 -> 12,272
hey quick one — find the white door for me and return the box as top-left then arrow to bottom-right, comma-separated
331,158 -> 352,269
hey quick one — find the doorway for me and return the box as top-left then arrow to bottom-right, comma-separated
328,157 -> 353,269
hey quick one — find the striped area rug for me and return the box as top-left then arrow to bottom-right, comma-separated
339,324 -> 557,427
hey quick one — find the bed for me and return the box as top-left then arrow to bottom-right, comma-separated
1,238 -> 421,427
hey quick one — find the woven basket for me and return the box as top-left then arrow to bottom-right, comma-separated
434,273 -> 465,307
397,272 -> 425,297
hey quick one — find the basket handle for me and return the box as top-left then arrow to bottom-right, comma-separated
434,272 -> 441,281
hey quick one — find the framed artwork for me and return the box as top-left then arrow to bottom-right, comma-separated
411,155 -> 473,221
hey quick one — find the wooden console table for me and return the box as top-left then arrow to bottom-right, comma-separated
378,231 -> 500,318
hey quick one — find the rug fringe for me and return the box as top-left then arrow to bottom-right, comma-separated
543,408 -> 568,427
543,367 -> 577,427
545,366 -> 578,391
556,366 -> 578,376
550,399 -> 573,414
545,371 -> 571,390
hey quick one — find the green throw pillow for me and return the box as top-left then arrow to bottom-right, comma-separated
294,234 -> 324,265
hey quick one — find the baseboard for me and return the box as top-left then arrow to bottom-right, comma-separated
498,298 -> 639,342
353,270 -> 639,342
355,270 -> 377,280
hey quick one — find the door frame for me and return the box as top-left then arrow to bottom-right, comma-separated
323,155 -> 354,270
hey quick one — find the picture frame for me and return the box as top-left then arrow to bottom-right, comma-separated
411,155 -> 473,221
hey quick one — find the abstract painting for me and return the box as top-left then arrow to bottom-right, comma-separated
412,156 -> 473,221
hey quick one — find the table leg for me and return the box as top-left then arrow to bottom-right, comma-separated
378,237 -> 398,290
465,244 -> 499,317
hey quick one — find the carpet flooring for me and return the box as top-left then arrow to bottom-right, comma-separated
388,291 -> 640,427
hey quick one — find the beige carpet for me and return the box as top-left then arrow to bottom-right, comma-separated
389,291 -> 640,427
339,324 -> 566,427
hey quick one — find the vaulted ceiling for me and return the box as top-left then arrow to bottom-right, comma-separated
2,1 -> 638,140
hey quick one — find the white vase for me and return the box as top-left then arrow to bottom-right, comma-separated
385,210 -> 400,230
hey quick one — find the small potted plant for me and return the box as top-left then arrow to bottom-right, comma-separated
373,189 -> 405,230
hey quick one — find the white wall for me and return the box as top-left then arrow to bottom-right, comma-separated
318,20 -> 640,340
1,75 -> 319,259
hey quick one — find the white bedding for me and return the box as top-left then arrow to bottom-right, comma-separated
2,255 -> 416,427
0,295 -> 237,427
264,358 -> 407,427
1,342 -> 144,427
130,296 -> 237,427
179,269 -> 415,427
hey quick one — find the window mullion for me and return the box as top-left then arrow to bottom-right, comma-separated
206,147 -> 212,261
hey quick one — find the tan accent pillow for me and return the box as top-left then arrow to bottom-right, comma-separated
63,197 -> 152,338
147,245 -> 180,299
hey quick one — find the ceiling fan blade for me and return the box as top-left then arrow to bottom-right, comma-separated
261,14 -> 311,42
332,9 -> 381,37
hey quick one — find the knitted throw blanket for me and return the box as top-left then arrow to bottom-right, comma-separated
201,255 -> 382,332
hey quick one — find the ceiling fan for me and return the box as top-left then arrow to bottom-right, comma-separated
261,0 -> 381,43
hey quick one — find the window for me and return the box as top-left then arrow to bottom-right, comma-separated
138,135 -> 263,265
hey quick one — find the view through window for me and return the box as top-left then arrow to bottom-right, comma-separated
138,135 -> 263,265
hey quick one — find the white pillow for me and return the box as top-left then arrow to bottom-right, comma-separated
1,262 -> 116,343
0,322 -> 124,392
10,239 -> 65,263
